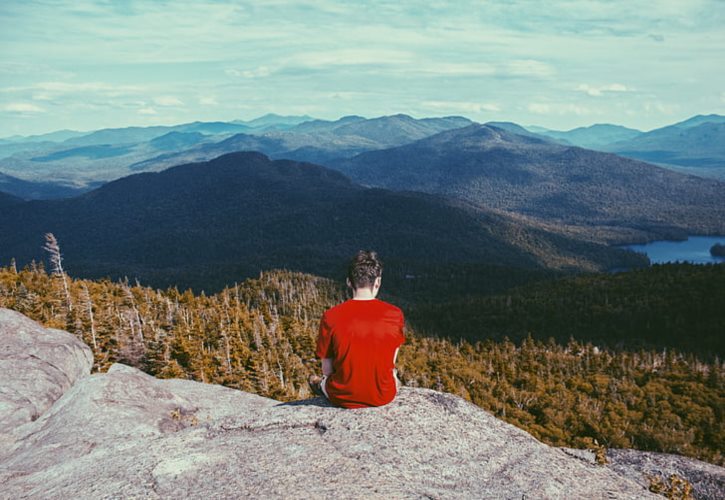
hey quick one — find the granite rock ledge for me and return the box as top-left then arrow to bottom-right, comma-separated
0,308 -> 721,499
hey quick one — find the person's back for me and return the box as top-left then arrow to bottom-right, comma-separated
311,250 -> 405,409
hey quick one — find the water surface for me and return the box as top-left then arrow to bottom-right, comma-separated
624,236 -> 725,264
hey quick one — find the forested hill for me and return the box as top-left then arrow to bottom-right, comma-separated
0,190 -> 23,207
335,124 -> 725,241
410,263 -> 725,359
0,171 -> 87,200
0,264 -> 721,466
0,151 -> 644,293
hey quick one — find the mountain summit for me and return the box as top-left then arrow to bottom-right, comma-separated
0,309 -> 673,499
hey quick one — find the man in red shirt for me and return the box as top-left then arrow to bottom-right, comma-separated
309,250 -> 405,408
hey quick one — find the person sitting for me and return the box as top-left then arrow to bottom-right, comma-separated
309,250 -> 405,408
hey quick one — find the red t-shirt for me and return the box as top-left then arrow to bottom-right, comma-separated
315,298 -> 405,409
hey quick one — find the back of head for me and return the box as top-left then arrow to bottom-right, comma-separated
347,250 -> 383,290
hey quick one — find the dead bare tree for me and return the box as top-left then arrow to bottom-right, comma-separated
43,232 -> 73,312
80,283 -> 98,351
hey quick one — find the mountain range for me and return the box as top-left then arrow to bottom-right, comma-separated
601,116 -> 725,178
334,124 -> 725,242
532,123 -> 642,149
2,113 -> 724,202
0,151 -> 645,293
0,114 -> 472,196
0,171 -> 91,199
533,114 -> 725,179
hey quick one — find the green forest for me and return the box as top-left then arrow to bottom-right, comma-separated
0,261 -> 722,466
409,263 -> 725,358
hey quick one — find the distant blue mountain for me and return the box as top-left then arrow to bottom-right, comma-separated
0,171 -> 91,199
128,114 -> 475,172
62,125 -> 177,147
291,115 -> 367,133
174,122 -> 251,135
61,121 -> 252,147
0,129 -> 87,143
532,124 -> 642,148
288,114 -> 473,147
329,114 -> 472,147
485,122 -> 555,142
236,113 -> 315,131
149,131 -> 207,151
0,140 -> 59,160
602,115 -> 725,179
669,114 -> 725,129
32,144 -> 133,162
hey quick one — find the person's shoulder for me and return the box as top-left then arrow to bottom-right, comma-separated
376,299 -> 404,316
322,300 -> 351,320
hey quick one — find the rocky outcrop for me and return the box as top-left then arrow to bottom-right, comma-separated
0,308 -> 92,436
606,449 -> 725,500
0,309 -> 722,499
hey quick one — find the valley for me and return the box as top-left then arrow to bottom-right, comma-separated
0,151 -> 647,294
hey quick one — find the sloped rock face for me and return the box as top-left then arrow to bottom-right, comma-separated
0,308 -> 92,436
0,309 -> 720,499
606,449 -> 725,500
2,364 -> 659,499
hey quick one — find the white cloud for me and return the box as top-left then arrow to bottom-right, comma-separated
2,81 -> 146,99
576,83 -> 630,97
199,96 -> 218,106
154,96 -> 184,106
31,92 -> 53,101
35,81 -> 143,95
417,62 -> 496,76
225,66 -> 272,78
505,60 -> 556,78
642,101 -> 679,115
328,91 -> 376,100
528,103 -> 551,114
2,102 -> 45,113
527,102 -> 598,116
423,100 -> 501,113
289,49 -> 413,68
138,106 -> 157,115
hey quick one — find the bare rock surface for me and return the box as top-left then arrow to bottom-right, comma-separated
2,366 -> 657,499
605,448 -> 725,500
1,309 -> 721,499
0,308 -> 92,436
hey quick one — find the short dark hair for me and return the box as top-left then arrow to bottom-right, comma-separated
347,250 -> 383,290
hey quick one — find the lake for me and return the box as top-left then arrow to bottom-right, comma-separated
623,236 -> 725,264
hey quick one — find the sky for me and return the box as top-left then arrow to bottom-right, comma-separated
1,0 -> 724,137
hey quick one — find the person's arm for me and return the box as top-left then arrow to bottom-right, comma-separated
316,313 -> 334,376
393,347 -> 401,389
321,358 -> 334,377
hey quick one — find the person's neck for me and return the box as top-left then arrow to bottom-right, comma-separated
351,288 -> 377,301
